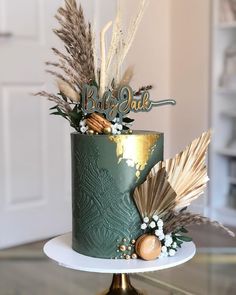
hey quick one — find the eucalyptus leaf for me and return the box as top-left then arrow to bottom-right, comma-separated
177,235 -> 192,242
49,105 -> 58,110
180,227 -> 188,233
123,117 -> 134,123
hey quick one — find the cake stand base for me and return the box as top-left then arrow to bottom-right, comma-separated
100,274 -> 143,295
44,233 -> 196,294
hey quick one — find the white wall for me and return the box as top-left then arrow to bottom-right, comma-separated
121,0 -> 172,157
121,0 -> 211,158
169,0 -> 211,155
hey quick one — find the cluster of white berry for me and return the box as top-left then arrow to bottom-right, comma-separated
141,215 -> 177,257
80,119 -> 88,134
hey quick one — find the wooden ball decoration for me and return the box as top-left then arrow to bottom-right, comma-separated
135,234 -> 162,261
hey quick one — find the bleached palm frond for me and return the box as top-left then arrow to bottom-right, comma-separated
133,131 -> 211,218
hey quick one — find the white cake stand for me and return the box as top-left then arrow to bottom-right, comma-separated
44,233 -> 196,295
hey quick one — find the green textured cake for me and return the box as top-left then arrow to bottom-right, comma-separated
71,132 -> 164,259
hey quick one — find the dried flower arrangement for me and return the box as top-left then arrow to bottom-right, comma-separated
132,131 -> 235,260
35,0 -> 152,134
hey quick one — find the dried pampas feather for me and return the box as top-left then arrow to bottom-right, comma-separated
51,1 -> 95,87
163,211 -> 235,237
133,131 -> 211,218
118,0 -> 149,72
104,0 -> 149,90
57,80 -> 80,102
34,91 -> 72,113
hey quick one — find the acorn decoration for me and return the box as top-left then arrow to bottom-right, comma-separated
86,113 -> 112,134
135,234 -> 162,261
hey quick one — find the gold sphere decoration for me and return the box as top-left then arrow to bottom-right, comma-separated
103,126 -> 112,135
87,130 -> 94,135
127,246 -> 132,251
131,239 -> 136,245
135,234 -> 162,261
131,253 -> 137,259
128,129 -> 133,134
123,238 -> 127,242
125,255 -> 131,260
119,245 -> 127,252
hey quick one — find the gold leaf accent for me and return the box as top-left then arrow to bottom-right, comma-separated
109,134 -> 159,178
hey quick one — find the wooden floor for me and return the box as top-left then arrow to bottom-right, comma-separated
1,225 -> 236,295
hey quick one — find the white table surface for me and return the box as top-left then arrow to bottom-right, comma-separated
44,233 -> 196,274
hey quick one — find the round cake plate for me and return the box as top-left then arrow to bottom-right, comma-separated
44,233 -> 196,295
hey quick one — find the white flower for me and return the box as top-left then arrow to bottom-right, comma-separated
149,221 -> 156,228
155,229 -> 163,236
153,215 -> 159,221
169,249 -> 176,257
159,234 -> 165,241
80,126 -> 88,134
143,217 -> 149,223
112,117 -> 119,123
111,123 -> 123,135
172,242 -> 177,249
165,240 -> 172,247
126,159 -> 135,167
116,124 -> 123,131
159,252 -> 168,258
157,219 -> 164,228
141,223 -> 147,230
80,120 -> 86,127
161,246 -> 167,253
165,235 -> 173,247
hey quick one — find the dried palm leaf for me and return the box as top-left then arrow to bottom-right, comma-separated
133,131 -> 211,218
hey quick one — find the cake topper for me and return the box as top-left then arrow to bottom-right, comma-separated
82,84 -> 176,122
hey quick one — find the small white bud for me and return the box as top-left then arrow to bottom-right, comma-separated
141,223 -> 147,230
159,234 -> 165,241
143,217 -> 149,223
157,219 -> 164,228
153,215 -> 159,221
155,229 -> 163,236
149,221 -> 156,228
161,246 -> 167,253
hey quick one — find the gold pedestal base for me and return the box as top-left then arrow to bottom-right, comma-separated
101,274 -> 144,295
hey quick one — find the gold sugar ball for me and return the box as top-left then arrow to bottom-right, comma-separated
103,126 -> 112,135
87,130 -> 94,135
123,238 -> 127,242
128,129 -> 133,134
119,245 -> 127,252
125,255 -> 131,260
127,246 -> 132,251
131,253 -> 137,259
95,132 -> 99,135
131,239 -> 136,245
135,234 -> 161,261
